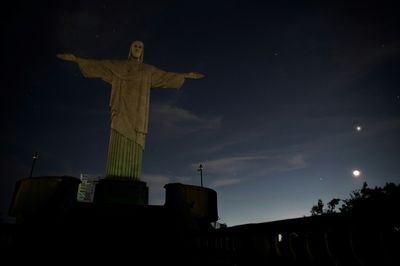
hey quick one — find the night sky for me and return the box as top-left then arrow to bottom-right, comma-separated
1,1 -> 399,225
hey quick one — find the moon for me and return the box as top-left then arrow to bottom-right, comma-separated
352,170 -> 361,177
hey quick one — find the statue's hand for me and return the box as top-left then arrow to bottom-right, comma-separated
56,53 -> 77,62
185,72 -> 204,79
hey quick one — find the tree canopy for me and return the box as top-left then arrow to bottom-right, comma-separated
310,182 -> 400,218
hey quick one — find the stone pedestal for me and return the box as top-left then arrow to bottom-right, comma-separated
93,179 -> 148,205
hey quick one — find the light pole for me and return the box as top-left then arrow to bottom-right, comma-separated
198,164 -> 203,187
29,152 -> 39,178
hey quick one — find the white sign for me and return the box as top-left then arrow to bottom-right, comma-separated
77,174 -> 100,203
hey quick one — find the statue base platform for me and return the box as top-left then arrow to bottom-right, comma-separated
93,179 -> 148,205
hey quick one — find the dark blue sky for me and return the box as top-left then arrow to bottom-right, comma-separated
1,1 -> 400,225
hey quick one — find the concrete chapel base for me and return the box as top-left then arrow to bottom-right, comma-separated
93,179 -> 148,205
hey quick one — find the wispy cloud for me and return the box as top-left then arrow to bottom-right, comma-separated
286,154 -> 307,170
194,156 -> 272,175
150,103 -> 222,136
210,178 -> 242,188
183,116 -> 399,190
190,153 -> 309,188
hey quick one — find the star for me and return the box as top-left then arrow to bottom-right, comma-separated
352,170 -> 361,178
355,125 -> 362,132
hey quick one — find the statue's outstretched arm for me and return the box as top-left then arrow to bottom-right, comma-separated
56,53 -> 113,84
183,72 -> 204,79
56,53 -> 77,62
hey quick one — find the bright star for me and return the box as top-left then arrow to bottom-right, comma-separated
352,170 -> 361,177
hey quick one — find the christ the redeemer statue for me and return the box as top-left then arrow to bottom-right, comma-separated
57,41 -> 204,181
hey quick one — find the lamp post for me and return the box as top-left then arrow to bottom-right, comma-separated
29,152 -> 39,178
197,164 -> 203,187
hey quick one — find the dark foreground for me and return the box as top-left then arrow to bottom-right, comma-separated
1,206 -> 399,265
1,176 -> 399,265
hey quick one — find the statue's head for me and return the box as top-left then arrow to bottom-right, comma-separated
128,40 -> 144,63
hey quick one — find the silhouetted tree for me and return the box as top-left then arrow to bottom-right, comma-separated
310,199 -> 324,216
310,198 -> 340,216
340,182 -> 400,217
311,182 -> 400,220
339,182 -> 368,213
327,198 -> 340,213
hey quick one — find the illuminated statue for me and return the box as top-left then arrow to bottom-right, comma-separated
57,41 -> 204,181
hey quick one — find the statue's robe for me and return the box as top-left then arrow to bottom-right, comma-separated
76,58 -> 185,180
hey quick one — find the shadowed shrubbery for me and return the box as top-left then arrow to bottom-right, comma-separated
311,182 -> 400,220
